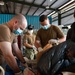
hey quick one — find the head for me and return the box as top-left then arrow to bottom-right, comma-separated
39,15 -> 50,30
8,14 -> 27,34
27,25 -> 34,34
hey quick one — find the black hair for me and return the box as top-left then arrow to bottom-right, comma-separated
66,22 -> 75,42
27,24 -> 34,30
39,15 -> 48,22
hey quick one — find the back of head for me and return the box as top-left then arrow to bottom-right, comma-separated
39,15 -> 47,22
13,14 -> 26,24
27,25 -> 34,30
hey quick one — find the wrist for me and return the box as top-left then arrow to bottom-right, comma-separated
57,40 -> 59,43
32,45 -> 34,48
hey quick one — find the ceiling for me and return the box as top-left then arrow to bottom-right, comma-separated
0,0 -> 75,16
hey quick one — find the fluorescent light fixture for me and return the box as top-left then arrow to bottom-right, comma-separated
50,0 -> 53,1
65,5 -> 75,12
48,11 -> 55,16
46,5 -> 49,9
59,0 -> 74,9
61,3 -> 75,13
52,13 -> 58,18
0,1 -> 4,5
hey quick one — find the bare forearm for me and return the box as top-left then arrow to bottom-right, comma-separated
58,36 -> 66,43
35,41 -> 41,48
4,55 -> 20,73
15,50 -> 26,63
24,43 -> 33,48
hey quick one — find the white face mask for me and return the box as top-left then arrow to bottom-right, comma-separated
28,30 -> 33,34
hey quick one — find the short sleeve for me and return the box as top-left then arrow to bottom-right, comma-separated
0,25 -> 11,42
35,30 -> 41,41
54,25 -> 64,38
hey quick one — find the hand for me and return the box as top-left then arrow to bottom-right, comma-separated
18,62 -> 28,73
32,45 -> 37,50
38,47 -> 43,52
21,62 -> 28,68
15,71 -> 23,75
23,68 -> 34,75
32,45 -> 38,54
48,39 -> 58,45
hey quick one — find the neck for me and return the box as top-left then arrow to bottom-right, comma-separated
6,22 -> 13,31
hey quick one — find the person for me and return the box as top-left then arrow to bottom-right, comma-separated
66,22 -> 75,41
62,10 -> 75,75
23,25 -> 37,60
0,14 -> 28,75
35,15 -> 66,52
66,10 -> 75,41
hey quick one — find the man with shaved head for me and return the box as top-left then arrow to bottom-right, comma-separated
0,14 -> 27,75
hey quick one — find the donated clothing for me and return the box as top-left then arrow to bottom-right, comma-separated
36,25 -> 64,48
37,40 -> 75,75
23,32 -> 36,60
0,23 -> 17,67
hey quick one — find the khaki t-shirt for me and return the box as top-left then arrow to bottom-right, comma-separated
23,32 -> 36,49
0,24 -> 17,65
36,25 -> 64,48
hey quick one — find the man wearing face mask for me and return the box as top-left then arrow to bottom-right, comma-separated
23,25 -> 37,60
35,15 -> 66,52
0,14 -> 28,75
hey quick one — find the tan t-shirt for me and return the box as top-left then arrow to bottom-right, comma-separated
0,23 -> 17,65
36,25 -> 64,48
23,32 -> 36,49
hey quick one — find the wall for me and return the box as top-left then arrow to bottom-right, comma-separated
26,15 -> 40,29
0,14 -> 52,29
0,14 -> 14,24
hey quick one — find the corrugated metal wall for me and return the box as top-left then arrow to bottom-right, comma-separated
0,14 -> 52,29
26,15 -> 40,29
0,14 -> 14,24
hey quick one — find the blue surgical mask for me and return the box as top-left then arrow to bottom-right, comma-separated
13,28 -> 23,34
42,24 -> 50,30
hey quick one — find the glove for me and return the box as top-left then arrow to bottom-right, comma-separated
48,39 -> 58,45
23,68 -> 34,75
32,45 -> 37,50
38,47 -> 43,52
15,71 -> 23,75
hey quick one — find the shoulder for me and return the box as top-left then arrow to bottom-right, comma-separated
51,25 -> 59,28
51,25 -> 60,30
0,24 -> 10,33
37,28 -> 43,33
